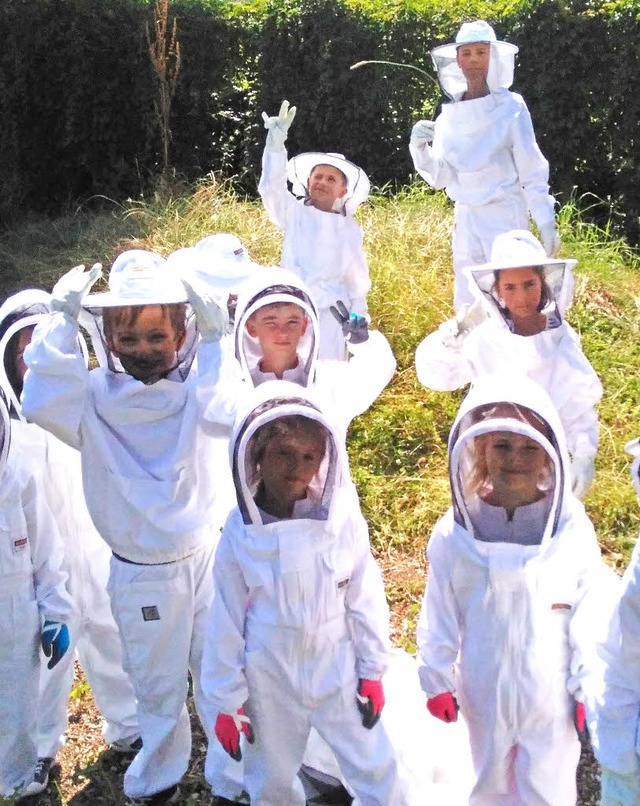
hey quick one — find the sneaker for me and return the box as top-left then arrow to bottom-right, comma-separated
110,735 -> 143,754
126,784 -> 180,805
21,757 -> 55,796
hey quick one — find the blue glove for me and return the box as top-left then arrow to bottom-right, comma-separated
41,620 -> 70,670
330,300 -> 369,345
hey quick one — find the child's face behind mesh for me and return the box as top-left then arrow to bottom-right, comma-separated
104,304 -> 186,383
246,303 -> 307,372
306,164 -> 348,212
456,42 -> 490,85
479,430 -> 551,508
252,417 -> 327,518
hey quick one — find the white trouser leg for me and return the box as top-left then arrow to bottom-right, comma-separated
0,595 -> 40,796
108,554 -> 197,798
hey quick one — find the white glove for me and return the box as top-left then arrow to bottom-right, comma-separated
571,453 -> 595,499
540,223 -> 561,258
50,263 -> 102,320
261,99 -> 297,152
182,277 -> 229,343
438,300 -> 485,349
410,120 -> 436,149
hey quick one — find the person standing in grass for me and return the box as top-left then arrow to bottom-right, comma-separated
21,252 -> 244,806
416,374 -> 616,805
409,20 -> 559,310
415,229 -> 601,498
201,382 -> 415,805
259,100 -> 372,361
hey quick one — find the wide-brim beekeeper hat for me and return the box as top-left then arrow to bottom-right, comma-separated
86,249 -> 188,307
431,20 -> 519,99
466,229 -> 577,318
287,152 -> 370,215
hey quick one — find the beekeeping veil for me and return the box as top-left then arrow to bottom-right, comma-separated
431,20 -> 519,101
287,152 -> 370,216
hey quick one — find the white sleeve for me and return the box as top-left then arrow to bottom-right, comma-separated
345,513 -> 391,680
415,327 -> 475,392
342,226 -> 371,304
21,313 -> 89,449
510,95 -> 556,230
196,339 -> 251,427
258,146 -> 295,231
416,524 -> 461,697
322,330 -> 396,424
200,514 -> 250,714
22,469 -> 75,624
409,129 -> 456,190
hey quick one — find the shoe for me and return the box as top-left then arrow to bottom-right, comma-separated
126,784 -> 180,805
110,735 -> 143,754
21,757 -> 55,796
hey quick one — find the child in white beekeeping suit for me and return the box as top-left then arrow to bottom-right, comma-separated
410,20 -> 559,310
21,252 -> 246,806
415,229 -> 601,498
0,289 -> 140,797
416,374 -> 617,805
200,381 -> 416,805
259,100 -> 371,361
0,392 -> 74,799
590,438 -> 640,806
198,266 -> 395,446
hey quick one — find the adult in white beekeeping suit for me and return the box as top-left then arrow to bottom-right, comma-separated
195,265 -> 396,446
415,229 -> 601,498
0,289 -> 140,796
416,374 -> 617,805
590,438 -> 640,806
200,381 -> 417,804
21,251 -> 245,805
409,20 -> 559,310
0,392 -> 74,799
259,100 -> 372,360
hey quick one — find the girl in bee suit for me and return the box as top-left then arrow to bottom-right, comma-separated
200,381 -> 416,805
416,374 -> 616,805
415,229 -> 601,499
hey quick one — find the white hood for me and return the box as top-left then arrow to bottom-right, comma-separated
447,374 -> 572,549
233,267 -> 320,388
229,381 -> 345,527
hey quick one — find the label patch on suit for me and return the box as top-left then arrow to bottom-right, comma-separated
551,603 -> 572,610
12,537 -> 28,555
141,605 -> 160,621
336,577 -> 350,594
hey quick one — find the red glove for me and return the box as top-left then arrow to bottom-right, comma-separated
357,678 -> 385,729
427,692 -> 459,723
215,707 -> 254,761
574,701 -> 587,735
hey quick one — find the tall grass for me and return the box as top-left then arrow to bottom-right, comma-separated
1,180 -> 639,650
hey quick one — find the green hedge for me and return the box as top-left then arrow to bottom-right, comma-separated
0,0 -> 638,243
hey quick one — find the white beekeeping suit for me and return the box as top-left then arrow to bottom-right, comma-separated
0,289 -> 139,792
409,20 -> 557,309
0,394 -> 74,798
21,251 -> 244,803
416,374 -> 615,805
415,230 -> 601,498
198,266 -> 396,445
590,439 -> 640,805
201,381 -> 416,805
259,109 -> 371,360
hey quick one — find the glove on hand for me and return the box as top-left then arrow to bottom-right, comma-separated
41,620 -> 70,670
182,277 -> 229,343
411,120 -> 436,148
330,300 -> 369,345
438,300 -> 485,349
427,692 -> 459,723
356,678 -> 385,729
540,223 -> 561,258
574,701 -> 587,735
215,707 -> 255,762
261,100 -> 297,152
571,453 -> 595,499
50,263 -> 102,321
